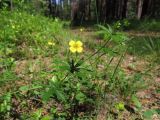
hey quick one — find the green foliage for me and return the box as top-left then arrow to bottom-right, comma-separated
107,69 -> 146,97
0,10 -> 63,47
115,102 -> 125,111
0,70 -> 18,86
143,109 -> 159,119
96,24 -> 128,44
128,36 -> 160,62
113,19 -> 131,30
131,95 -> 142,110
128,19 -> 160,32
10,24 -> 132,119
0,10 -> 66,87
41,57 -> 99,118
0,0 -> 48,15
0,10 -> 65,60
143,37 -> 160,62
0,93 -> 12,119
0,9 -> 154,120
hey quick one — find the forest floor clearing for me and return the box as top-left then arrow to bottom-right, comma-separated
125,31 -> 160,37
70,27 -> 160,37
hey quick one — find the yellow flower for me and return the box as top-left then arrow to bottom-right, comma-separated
55,18 -> 58,22
80,28 -> 84,32
48,41 -> 55,46
12,25 -> 15,29
69,40 -> 83,53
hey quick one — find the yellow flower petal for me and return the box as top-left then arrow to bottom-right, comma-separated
70,47 -> 77,53
80,28 -> 83,32
12,25 -> 15,29
77,47 -> 83,53
69,40 -> 76,46
76,41 -> 83,47
55,18 -> 58,22
48,41 -> 55,46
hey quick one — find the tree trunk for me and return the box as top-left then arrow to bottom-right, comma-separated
10,0 -> 13,11
137,0 -> 144,19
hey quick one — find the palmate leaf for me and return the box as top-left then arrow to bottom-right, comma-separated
96,24 -> 113,40
97,24 -> 113,34
97,24 -> 128,44
42,84 -> 67,103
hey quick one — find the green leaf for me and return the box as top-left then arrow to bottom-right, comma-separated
112,32 -> 126,43
19,86 -> 30,92
55,90 -> 66,102
156,109 -> 160,114
41,115 -> 51,120
115,102 -> 125,111
19,85 -> 42,92
58,65 -> 70,71
41,88 -> 53,102
131,95 -> 142,108
143,109 -> 157,119
33,109 -> 42,119
75,92 -> 86,103
156,89 -> 160,93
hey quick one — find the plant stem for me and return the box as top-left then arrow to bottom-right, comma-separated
111,47 -> 128,80
76,38 -> 111,66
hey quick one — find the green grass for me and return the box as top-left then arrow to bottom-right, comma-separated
127,36 -> 160,62
127,19 -> 160,32
0,10 -> 67,86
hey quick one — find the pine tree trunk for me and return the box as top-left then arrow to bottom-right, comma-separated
137,0 -> 144,19
10,0 -> 13,11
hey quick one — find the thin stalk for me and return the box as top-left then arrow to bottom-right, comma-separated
111,47 -> 128,80
76,38 -> 111,66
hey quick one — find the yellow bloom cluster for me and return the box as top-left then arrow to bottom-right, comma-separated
48,41 -> 55,46
80,28 -> 84,32
69,40 -> 83,53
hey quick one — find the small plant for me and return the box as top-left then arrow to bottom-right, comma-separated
41,40 -> 99,119
113,21 -> 122,30
96,24 -> 128,44
113,19 -> 130,30
128,36 -> 160,63
144,37 -> 160,63
115,102 -> 125,111
38,26 -> 129,119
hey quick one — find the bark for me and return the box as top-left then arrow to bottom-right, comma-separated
137,0 -> 144,19
10,0 -> 13,11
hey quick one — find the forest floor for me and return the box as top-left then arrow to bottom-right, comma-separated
0,18 -> 160,119
70,28 -> 160,120
126,31 -> 160,37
